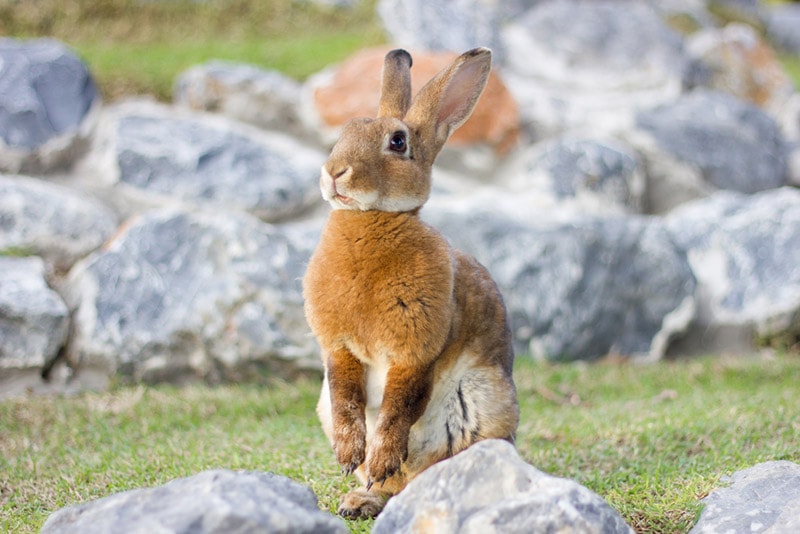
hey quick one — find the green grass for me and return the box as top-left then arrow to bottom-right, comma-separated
2,353 -> 799,533
0,247 -> 35,258
0,0 -> 386,100
782,55 -> 800,90
74,30 -> 383,101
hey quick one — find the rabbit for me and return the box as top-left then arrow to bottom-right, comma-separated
302,47 -> 519,519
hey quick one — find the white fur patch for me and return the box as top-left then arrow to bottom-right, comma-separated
376,195 -> 424,212
363,351 -> 390,439
319,165 -> 379,211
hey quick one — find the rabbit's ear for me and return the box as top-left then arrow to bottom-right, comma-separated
405,48 -> 491,153
378,49 -> 413,119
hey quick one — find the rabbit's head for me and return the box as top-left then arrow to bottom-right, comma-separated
320,48 -> 492,212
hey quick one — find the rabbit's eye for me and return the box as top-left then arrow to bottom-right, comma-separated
388,131 -> 407,153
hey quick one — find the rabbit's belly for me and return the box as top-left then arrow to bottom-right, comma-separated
363,356 -> 390,440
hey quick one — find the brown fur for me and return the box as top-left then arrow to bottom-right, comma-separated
302,48 -> 519,518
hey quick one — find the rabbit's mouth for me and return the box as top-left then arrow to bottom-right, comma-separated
332,180 -> 354,205
320,166 -> 351,207
335,193 -> 353,205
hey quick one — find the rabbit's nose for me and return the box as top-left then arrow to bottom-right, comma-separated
330,166 -> 351,181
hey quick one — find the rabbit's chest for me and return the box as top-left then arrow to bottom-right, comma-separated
303,212 -> 455,363
320,242 -> 431,326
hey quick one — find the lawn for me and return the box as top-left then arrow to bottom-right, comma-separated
2,352 -> 799,533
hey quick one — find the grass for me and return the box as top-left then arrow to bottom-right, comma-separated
0,0 -> 387,101
0,247 -> 35,258
782,55 -> 800,90
2,353 -> 799,533
515,353 -> 800,532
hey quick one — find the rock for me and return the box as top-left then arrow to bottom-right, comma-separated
0,174 -> 118,274
783,94 -> 800,187
631,89 -> 787,213
62,208 -> 321,390
665,188 -> 800,355
84,100 -> 325,222
765,4 -> 800,55
501,0 -> 687,139
499,137 -> 646,215
174,61 -> 306,140
376,0 -> 543,65
0,38 -> 100,174
373,439 -> 634,534
302,47 -> 520,175
685,23 -> 795,117
41,469 -> 348,534
0,256 -> 69,397
690,461 -> 800,534
423,208 -> 696,362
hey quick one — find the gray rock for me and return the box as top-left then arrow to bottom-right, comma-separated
41,469 -> 348,534
373,439 -> 633,534
0,174 -> 118,273
665,187 -> 800,355
62,208 -> 321,389
500,137 -> 646,214
86,101 -> 325,222
0,38 -> 100,173
690,461 -> 800,534
784,95 -> 800,188
376,0 -> 543,64
501,0 -> 687,139
765,4 -> 800,55
174,61 -> 306,139
633,89 -> 787,213
0,256 -> 69,396
424,208 -> 696,362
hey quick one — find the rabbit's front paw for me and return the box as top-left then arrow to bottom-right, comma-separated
333,419 -> 366,475
365,429 -> 407,487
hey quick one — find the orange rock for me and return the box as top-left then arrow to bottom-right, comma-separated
313,47 -> 520,155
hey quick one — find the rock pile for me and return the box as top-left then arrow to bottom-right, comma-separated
2,0 -> 800,397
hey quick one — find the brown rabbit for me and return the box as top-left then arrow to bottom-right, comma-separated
302,47 -> 519,519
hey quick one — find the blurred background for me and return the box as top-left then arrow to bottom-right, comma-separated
0,0 -> 386,100
0,0 -> 797,101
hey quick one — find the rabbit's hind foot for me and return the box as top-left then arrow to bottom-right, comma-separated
337,487 -> 387,519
